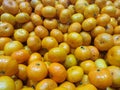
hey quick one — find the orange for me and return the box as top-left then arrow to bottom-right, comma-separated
113,25 -> 120,34
58,0 -> 69,8
43,19 -> 58,30
91,26 -> 106,38
19,1 -> 32,14
0,55 -> 18,76
14,28 -> 29,43
27,35 -> 42,52
88,46 -> 100,60
41,36 -> 58,50
113,34 -> 120,46
107,66 -> 120,88
58,23 -> 69,33
76,83 -> 97,90
104,23 -> 114,35
95,0 -> 106,9
30,13 -> 43,26
0,76 -> 16,90
41,0 -> 55,6
106,46 -> 120,66
58,42 -> 70,54
27,60 -> 48,81
15,79 -> 23,90
17,64 -> 27,81
34,25 -> 48,39
48,62 -> 67,83
60,81 -> 76,90
41,6 -> 56,18
4,40 -> 23,55
1,13 -> 16,25
84,4 -> 100,18
80,60 -> 97,74
15,12 -> 30,23
50,29 -> 64,43
68,5 -> 75,15
47,47 -> 67,63
30,0 -> 41,8
0,37 -> 12,50
80,31 -> 91,46
101,5 -> 117,17
68,22 -> 81,33
35,79 -> 57,90
2,0 -> 19,15
74,46 -> 92,61
94,33 -> 114,51
75,0 -> 89,14
64,54 -> 77,69
11,49 -> 30,64
82,17 -> 97,31
22,21 -> 35,32
67,66 -> 84,83
59,9 -> 71,24
71,13 -> 84,23
88,68 -> 112,89
34,3 -> 43,16
55,4 -> 65,17
66,32 -> 83,48
95,58 -> 108,69
97,13 -> 110,27
28,52 -> 42,64
109,17 -> 118,28
0,22 -> 14,37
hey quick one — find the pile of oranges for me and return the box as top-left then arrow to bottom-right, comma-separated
0,0 -> 120,90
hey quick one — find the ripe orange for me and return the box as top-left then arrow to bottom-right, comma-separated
74,46 -> 92,61
80,60 -> 97,74
0,37 -> 12,50
41,36 -> 58,50
88,46 -> 100,60
11,49 -> 30,64
27,35 -> 42,52
68,22 -> 81,33
0,55 -> 18,76
76,83 -> 97,90
17,64 -> 27,81
82,17 -> 97,31
28,52 -> 42,64
4,40 -> 23,55
88,68 -> 112,89
35,79 -> 57,90
50,29 -> 64,43
106,46 -> 120,66
67,66 -> 84,83
27,60 -> 48,81
66,32 -> 83,48
94,33 -> 114,51
47,47 -> 67,63
0,76 -> 16,90
0,22 -> 14,37
34,25 -> 49,39
48,63 -> 67,83
80,31 -> 91,46
60,81 -> 76,90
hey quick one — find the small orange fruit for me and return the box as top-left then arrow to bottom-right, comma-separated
48,47 -> 67,63
48,63 -> 67,83
35,79 -> 57,90
27,60 -> 48,81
